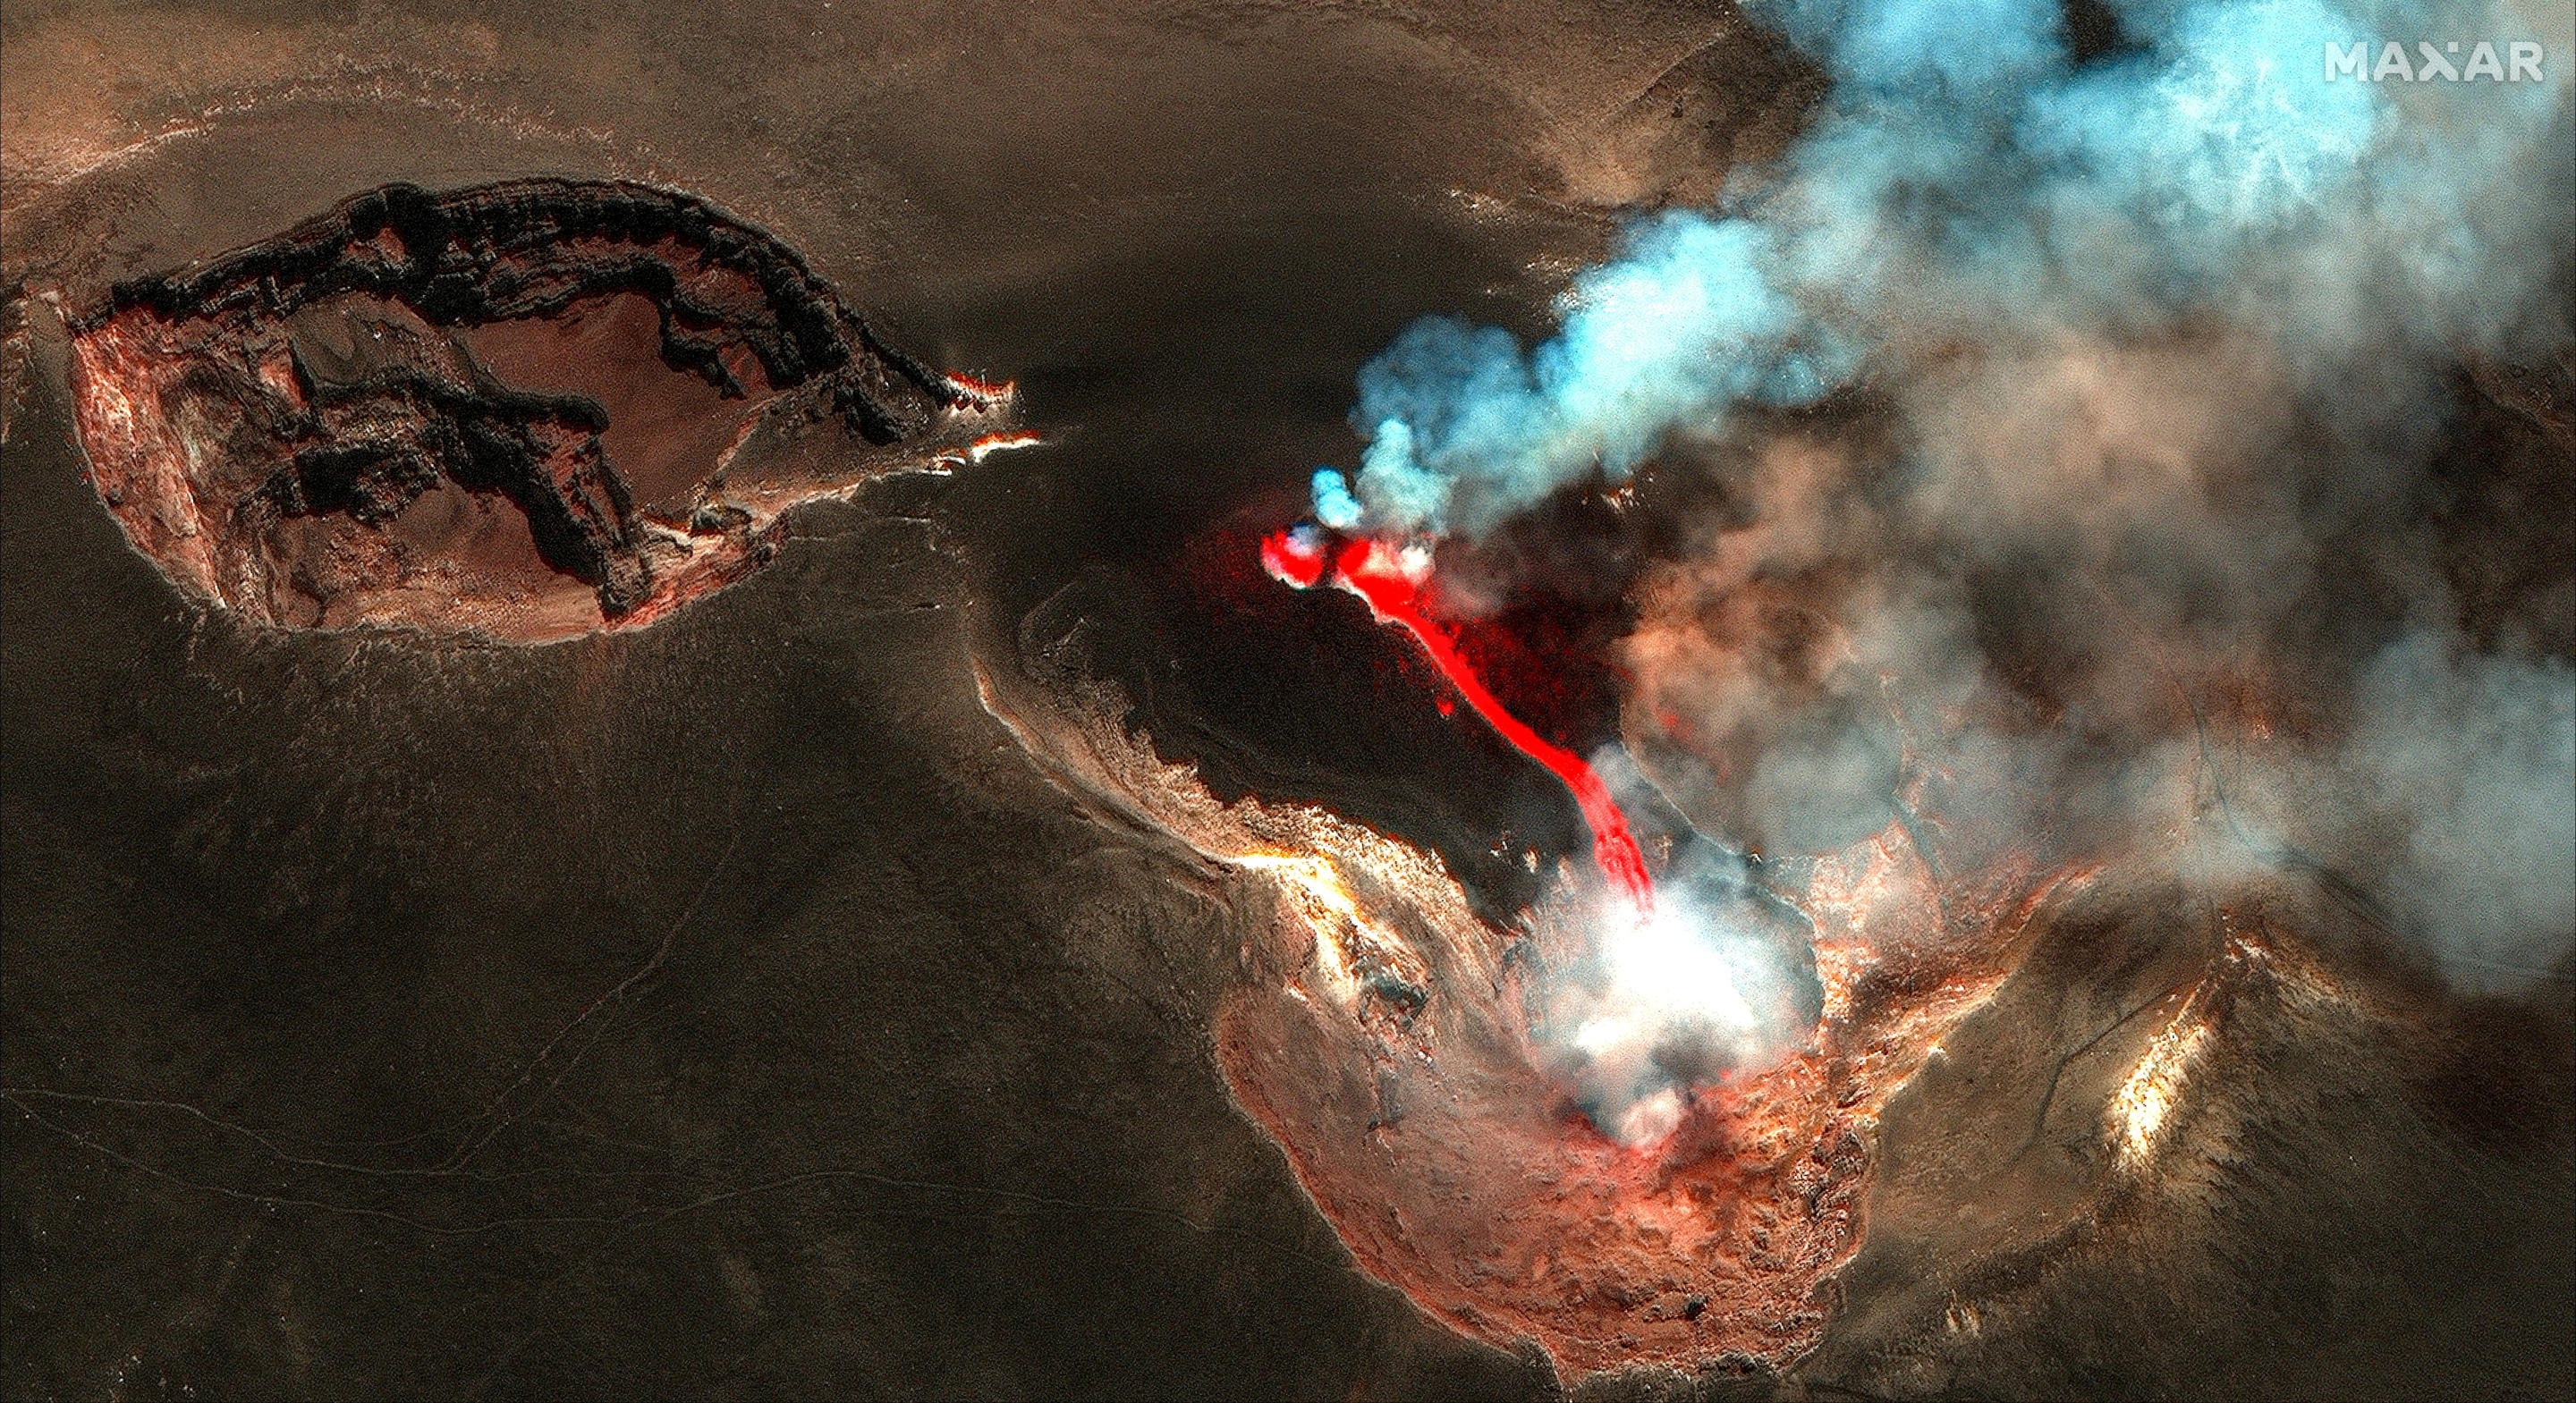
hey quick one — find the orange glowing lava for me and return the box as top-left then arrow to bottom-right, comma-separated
941,372 -> 1015,408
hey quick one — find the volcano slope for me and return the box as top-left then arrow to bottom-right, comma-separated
4,1 -> 2571,1399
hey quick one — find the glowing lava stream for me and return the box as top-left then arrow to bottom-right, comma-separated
1264,528 -> 1656,912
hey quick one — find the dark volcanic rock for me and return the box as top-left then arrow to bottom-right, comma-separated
67,178 -> 1013,641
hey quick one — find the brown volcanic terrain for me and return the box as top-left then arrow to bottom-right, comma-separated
3,2 -> 2569,1400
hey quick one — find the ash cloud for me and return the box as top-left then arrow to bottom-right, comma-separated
1318,0 -> 2575,998
2348,635 -> 2576,986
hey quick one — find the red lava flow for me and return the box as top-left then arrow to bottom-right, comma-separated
1263,528 -> 1656,910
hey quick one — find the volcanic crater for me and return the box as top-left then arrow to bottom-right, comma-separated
67,177 -> 1014,642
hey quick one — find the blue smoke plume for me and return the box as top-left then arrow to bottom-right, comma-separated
1321,0 -> 2569,536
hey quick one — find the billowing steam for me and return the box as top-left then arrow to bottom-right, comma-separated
1310,0 -> 2573,1130
1326,0 -> 2569,537
1541,839 -> 1829,1145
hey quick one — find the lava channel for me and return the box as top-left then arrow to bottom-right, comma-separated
1264,526 -> 1655,911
